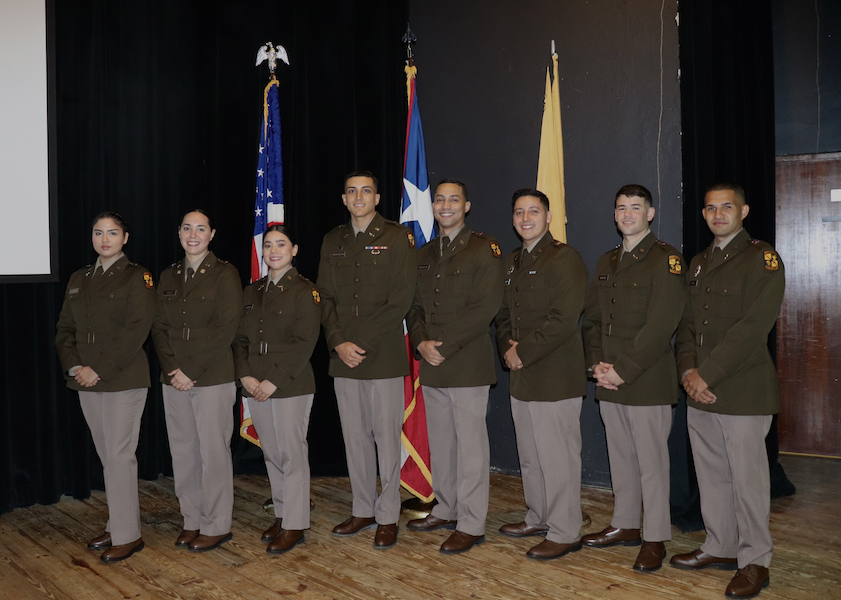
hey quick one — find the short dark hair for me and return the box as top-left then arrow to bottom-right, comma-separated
615,184 -> 652,209
436,178 -> 469,202
344,170 -> 378,192
511,188 -> 550,212
92,211 -> 129,234
265,223 -> 297,247
181,208 -> 213,230
706,182 -> 746,204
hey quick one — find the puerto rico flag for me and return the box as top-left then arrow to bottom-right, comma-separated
242,78 -> 285,446
399,63 -> 435,501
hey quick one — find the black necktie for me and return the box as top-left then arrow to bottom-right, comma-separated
441,236 -> 450,256
186,266 -> 195,280
711,246 -> 722,266
93,265 -> 103,277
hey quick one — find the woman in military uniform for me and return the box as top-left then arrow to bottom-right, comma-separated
55,211 -> 156,563
233,225 -> 321,555
151,209 -> 242,553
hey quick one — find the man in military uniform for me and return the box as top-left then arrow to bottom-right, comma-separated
405,179 -> 504,554
672,183 -> 784,599
581,184 -> 685,572
317,170 -> 416,550
494,189 -> 589,560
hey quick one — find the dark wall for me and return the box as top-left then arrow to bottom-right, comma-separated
774,0 -> 841,155
412,0 -> 682,485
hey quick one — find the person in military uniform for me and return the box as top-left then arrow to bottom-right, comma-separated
233,225 -> 321,555
405,179 -> 504,554
151,209 -> 242,553
316,170 -> 415,550
55,211 -> 156,563
672,183 -> 784,599
581,184 -> 685,572
494,189 -> 589,560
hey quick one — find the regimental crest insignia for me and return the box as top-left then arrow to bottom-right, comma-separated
143,272 -> 154,289
311,289 -> 321,304
490,241 -> 502,258
407,231 -> 415,249
764,250 -> 780,271
668,255 -> 682,275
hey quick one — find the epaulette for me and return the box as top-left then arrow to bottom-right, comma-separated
551,240 -> 565,248
472,231 -> 487,238
217,258 -> 229,264
170,261 -> 178,268
298,274 -> 313,285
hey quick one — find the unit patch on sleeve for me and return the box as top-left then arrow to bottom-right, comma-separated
490,241 -> 502,258
143,272 -> 154,289
668,255 -> 682,275
763,250 -> 780,271
312,289 -> 321,304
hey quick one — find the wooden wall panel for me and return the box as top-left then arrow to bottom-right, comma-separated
776,153 -> 841,456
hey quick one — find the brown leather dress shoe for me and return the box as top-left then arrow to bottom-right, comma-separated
526,539 -> 582,560
332,516 -> 377,536
440,531 -> 485,554
726,565 -> 770,599
87,532 -> 112,550
266,529 -> 304,555
175,529 -> 200,548
189,532 -> 232,552
406,514 -> 457,532
633,541 -> 666,572
261,518 -> 283,543
581,526 -> 641,547
670,548 -> 738,571
499,521 -> 549,538
373,524 -> 398,549
100,538 -> 144,563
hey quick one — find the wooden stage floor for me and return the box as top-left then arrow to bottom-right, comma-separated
1,454 -> 838,599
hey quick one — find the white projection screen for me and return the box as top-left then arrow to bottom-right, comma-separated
0,0 -> 57,282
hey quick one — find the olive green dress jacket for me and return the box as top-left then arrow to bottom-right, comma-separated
56,255 -> 156,392
582,231 -> 686,406
495,232 -> 588,401
407,227 -> 505,388
233,268 -> 321,398
676,229 -> 785,415
151,251 -> 242,386
317,212 -> 415,380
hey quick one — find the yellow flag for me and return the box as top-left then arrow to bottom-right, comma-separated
536,53 -> 567,243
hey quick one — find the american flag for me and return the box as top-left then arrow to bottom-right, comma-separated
242,78 -> 285,446
251,79 -> 285,281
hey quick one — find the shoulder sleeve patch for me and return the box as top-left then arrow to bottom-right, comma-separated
668,255 -> 682,275
143,272 -> 154,289
407,231 -> 415,249
311,288 -> 321,304
490,240 -> 502,258
763,250 -> 780,271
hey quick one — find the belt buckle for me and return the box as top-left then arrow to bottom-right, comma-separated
182,327 -> 191,340
259,341 -> 268,355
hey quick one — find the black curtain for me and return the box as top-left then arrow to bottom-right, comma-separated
672,0 -> 794,532
0,0 -> 408,514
